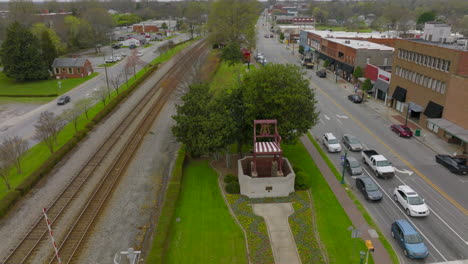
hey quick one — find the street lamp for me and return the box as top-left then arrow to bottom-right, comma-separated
340,149 -> 348,184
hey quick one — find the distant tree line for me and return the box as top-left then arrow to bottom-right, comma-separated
304,0 -> 468,35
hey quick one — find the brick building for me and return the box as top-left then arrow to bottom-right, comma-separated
52,58 -> 93,79
133,24 -> 159,33
388,39 -> 468,153
300,30 -> 395,80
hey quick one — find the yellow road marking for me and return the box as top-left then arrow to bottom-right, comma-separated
310,81 -> 468,216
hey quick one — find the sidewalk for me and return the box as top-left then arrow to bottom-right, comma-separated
300,136 -> 393,264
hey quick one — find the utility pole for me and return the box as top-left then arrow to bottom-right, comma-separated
340,149 -> 348,184
103,54 -> 110,96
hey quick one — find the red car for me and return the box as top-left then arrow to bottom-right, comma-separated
391,124 -> 413,137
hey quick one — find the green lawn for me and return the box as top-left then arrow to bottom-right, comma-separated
98,62 -> 118,67
143,43 -> 153,48
165,160 -> 247,264
283,142 -> 375,264
209,62 -> 247,95
0,72 -> 99,97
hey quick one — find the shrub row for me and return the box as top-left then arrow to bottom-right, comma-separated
146,148 -> 186,264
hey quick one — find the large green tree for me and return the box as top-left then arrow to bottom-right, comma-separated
208,0 -> 260,48
172,83 -> 236,157
417,11 -> 437,25
30,23 -> 66,53
241,64 -> 319,143
0,22 -> 49,81
41,31 -> 57,70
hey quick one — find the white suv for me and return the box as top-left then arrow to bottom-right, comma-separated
393,185 -> 429,217
322,133 -> 342,153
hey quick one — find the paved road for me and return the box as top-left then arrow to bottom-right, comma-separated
255,17 -> 468,264
0,34 -> 189,145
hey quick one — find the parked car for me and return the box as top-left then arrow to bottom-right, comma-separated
113,55 -> 122,61
316,69 -> 326,78
105,57 -> 115,63
112,43 -> 122,49
362,150 -> 395,179
259,58 -> 268,65
322,133 -> 341,153
435,154 -> 468,175
129,44 -> 137,49
264,34 -> 269,38
348,94 -> 363,104
391,219 -> 429,258
356,176 -> 382,201
270,34 -> 273,38
57,95 -> 70,105
345,156 -> 363,176
342,134 -> 363,151
391,124 -> 413,137
256,54 -> 265,62
393,185 -> 429,217
136,51 -> 143,57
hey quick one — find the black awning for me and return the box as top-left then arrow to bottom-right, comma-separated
319,53 -> 328,60
424,101 -> 444,118
341,63 -> 354,73
373,79 -> 389,93
392,86 -> 407,102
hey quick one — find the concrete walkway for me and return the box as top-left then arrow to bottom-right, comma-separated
252,203 -> 302,264
300,136 -> 393,264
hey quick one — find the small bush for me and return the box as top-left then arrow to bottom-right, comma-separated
292,165 -> 302,173
225,181 -> 240,194
0,190 -> 21,217
294,171 -> 309,191
224,174 -> 238,184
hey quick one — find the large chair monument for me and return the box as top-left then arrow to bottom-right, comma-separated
238,120 -> 295,198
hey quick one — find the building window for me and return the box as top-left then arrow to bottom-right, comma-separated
384,58 -> 388,65
366,57 -> 370,64
429,57 -> 434,67
427,122 -> 439,133
396,101 -> 405,112
436,58 -> 440,69
436,80 -> 441,93
68,68 -> 73,74
440,60 -> 445,71
432,79 -> 437,91
338,52 -> 344,58
54,68 -> 59,74
77,68 -> 82,74
441,82 -> 446,94
432,58 -> 437,68
62,68 -> 66,73
423,55 -> 427,66
419,74 -> 424,85
428,78 -> 433,89
446,61 -> 451,72
417,54 -> 421,64
412,72 -> 417,82
398,49 -> 402,58
424,76 -> 429,87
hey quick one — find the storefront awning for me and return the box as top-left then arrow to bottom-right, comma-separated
373,79 -> 389,93
408,102 -> 424,112
341,63 -> 354,74
392,86 -> 406,102
427,118 -> 468,143
423,101 -> 443,118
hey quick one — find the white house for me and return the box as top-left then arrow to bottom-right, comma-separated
119,38 -> 141,47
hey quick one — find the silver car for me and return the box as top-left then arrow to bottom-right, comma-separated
345,156 -> 363,176
342,134 -> 363,151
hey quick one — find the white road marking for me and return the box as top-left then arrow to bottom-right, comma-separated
320,119 -> 325,125
393,167 -> 414,175
361,167 -> 448,261
336,118 -> 343,124
323,114 -> 330,120
362,143 -> 370,150
336,114 -> 349,119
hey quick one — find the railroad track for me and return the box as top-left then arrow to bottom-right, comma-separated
3,39 -> 208,264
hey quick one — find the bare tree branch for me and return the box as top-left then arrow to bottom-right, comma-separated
75,97 -> 95,120
61,105 -> 83,132
93,86 -> 110,106
0,160 -> 12,190
0,136 -> 29,174
34,111 -> 64,153
110,72 -> 123,94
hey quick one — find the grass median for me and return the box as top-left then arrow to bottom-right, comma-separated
306,132 -> 399,264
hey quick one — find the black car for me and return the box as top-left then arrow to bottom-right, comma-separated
112,43 -> 121,49
435,154 -> 468,175
356,176 -> 383,201
348,94 -> 363,104
57,95 -> 70,105
316,69 -> 326,78
129,44 -> 137,49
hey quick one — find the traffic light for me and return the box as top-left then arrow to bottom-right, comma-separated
365,240 -> 375,252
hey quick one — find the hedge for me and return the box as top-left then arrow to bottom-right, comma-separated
0,190 -> 21,216
146,148 -> 186,263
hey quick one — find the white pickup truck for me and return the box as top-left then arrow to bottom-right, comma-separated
362,150 -> 395,179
